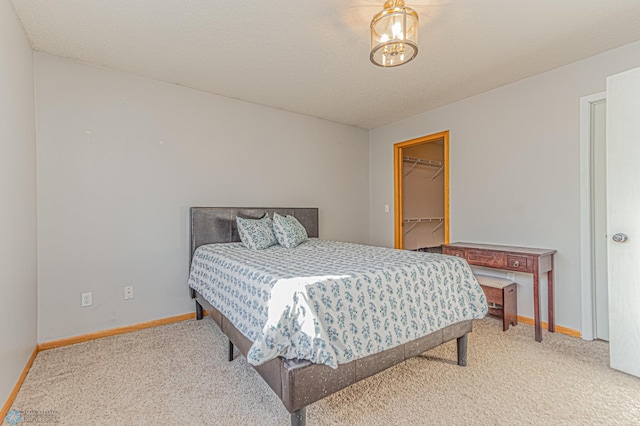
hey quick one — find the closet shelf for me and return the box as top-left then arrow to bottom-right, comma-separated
403,156 -> 444,177
403,217 -> 445,234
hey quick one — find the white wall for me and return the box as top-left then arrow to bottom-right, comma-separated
35,54 -> 370,342
369,40 -> 640,333
0,0 -> 37,405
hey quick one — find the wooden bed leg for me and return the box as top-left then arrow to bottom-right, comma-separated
195,300 -> 203,320
457,334 -> 468,367
228,339 -> 235,362
291,407 -> 306,426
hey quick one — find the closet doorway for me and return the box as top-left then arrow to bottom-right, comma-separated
394,131 -> 449,250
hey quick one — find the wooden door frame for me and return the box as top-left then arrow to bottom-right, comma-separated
394,130 -> 450,249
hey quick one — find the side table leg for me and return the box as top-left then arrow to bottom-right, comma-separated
534,266 -> 542,342
548,266 -> 555,333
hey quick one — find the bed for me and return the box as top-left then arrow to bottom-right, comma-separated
188,207 -> 487,425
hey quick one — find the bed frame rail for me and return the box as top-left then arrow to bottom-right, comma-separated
193,293 -> 471,426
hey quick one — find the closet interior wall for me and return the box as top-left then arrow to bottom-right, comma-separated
403,141 -> 445,251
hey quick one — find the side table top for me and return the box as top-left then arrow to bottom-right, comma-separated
444,242 -> 556,257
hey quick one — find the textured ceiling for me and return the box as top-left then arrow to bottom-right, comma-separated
11,0 -> 640,129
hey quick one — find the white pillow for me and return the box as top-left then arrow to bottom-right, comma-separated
236,214 -> 278,250
272,212 -> 308,248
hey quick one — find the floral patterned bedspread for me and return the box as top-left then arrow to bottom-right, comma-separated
188,239 -> 487,368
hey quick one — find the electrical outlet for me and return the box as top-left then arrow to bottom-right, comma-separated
124,286 -> 134,300
384,204 -> 390,213
81,292 -> 92,307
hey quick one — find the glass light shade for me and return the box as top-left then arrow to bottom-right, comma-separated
370,0 -> 419,67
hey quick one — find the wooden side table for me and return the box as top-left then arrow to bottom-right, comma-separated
442,242 -> 556,342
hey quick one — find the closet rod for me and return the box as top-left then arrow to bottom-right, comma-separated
403,157 -> 444,176
403,217 -> 445,235
403,217 -> 445,222
403,156 -> 443,167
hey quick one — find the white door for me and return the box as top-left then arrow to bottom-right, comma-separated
606,67 -> 640,378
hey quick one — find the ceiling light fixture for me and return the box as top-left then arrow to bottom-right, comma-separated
370,0 -> 419,67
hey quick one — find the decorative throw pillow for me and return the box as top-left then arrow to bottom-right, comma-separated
272,212 -> 308,248
236,214 -> 277,250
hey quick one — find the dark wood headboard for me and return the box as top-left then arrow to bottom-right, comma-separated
189,207 -> 319,258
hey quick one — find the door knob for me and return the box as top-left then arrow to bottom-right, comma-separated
612,233 -> 629,243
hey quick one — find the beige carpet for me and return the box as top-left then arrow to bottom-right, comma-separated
8,317 -> 640,425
